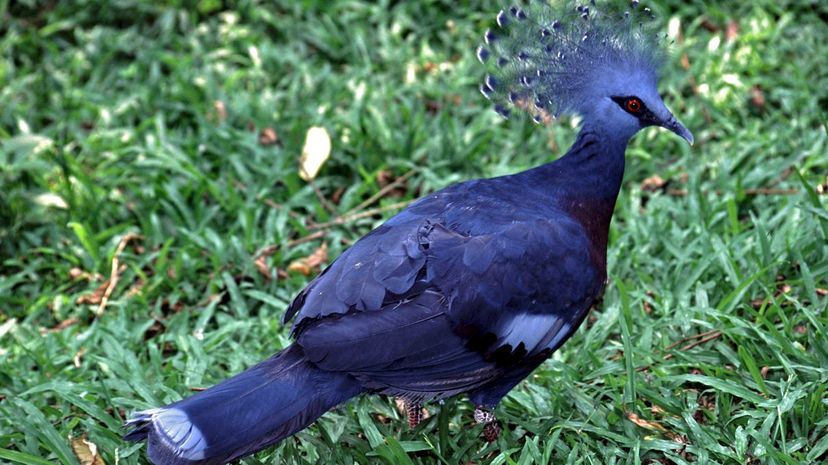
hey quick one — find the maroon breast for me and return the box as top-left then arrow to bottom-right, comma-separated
561,196 -> 617,275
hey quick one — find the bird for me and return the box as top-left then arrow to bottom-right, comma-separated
124,1 -> 693,464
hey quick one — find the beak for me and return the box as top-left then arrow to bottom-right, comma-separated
661,116 -> 694,145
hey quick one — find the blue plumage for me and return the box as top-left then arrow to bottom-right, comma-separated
477,0 -> 664,119
126,1 -> 693,464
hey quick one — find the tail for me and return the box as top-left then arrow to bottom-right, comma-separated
124,345 -> 362,465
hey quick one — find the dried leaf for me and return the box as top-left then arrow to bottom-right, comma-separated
376,170 -> 408,198
287,243 -> 328,276
700,18 -> 720,33
254,255 -> 271,281
70,436 -> 106,465
73,347 -> 85,368
626,412 -> 668,432
76,280 -> 111,305
126,279 -> 145,297
211,100 -> 227,122
34,192 -> 68,209
259,127 -> 278,146
725,20 -> 739,42
46,318 -> 80,333
641,174 -> 666,192
750,85 -> 765,109
299,127 -> 331,181
331,186 -> 345,205
669,433 -> 689,445
680,53 -> 690,70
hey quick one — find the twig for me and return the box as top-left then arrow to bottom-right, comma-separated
308,178 -> 338,215
286,230 -> 327,248
97,233 -> 142,316
664,188 -> 815,197
344,169 -> 417,217
253,230 -> 327,259
636,330 -> 723,372
661,330 -> 722,362
309,200 -> 411,232
259,198 -> 306,221
665,329 -> 721,350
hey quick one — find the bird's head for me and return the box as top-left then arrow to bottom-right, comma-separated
477,1 -> 693,145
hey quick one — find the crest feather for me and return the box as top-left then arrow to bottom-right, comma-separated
477,1 -> 666,121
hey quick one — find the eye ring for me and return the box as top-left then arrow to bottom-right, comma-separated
625,98 -> 642,113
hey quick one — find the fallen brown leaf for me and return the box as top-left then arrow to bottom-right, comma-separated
73,347 -> 85,368
70,435 -> 106,465
287,244 -> 328,276
700,18 -> 720,32
259,127 -> 278,146
680,53 -> 690,70
94,233 -> 142,315
76,280 -> 111,305
69,267 -> 102,281
377,170 -> 408,198
45,318 -> 80,333
641,174 -> 667,192
725,20 -> 739,42
126,279 -> 145,298
331,186 -> 345,205
254,255 -> 271,281
750,85 -> 766,109
211,100 -> 227,123
626,412 -> 668,432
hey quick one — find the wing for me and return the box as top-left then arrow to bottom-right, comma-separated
420,218 -> 602,355
285,184 -> 604,395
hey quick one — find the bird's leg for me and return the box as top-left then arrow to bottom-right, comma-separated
406,401 -> 423,429
473,406 -> 501,442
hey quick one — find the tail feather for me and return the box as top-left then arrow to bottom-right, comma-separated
125,345 -> 362,465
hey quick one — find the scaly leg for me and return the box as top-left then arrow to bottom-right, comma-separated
474,406 -> 501,442
406,401 -> 423,429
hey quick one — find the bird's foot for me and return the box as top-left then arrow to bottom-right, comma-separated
474,406 -> 501,442
395,398 -> 428,429
406,401 -> 423,429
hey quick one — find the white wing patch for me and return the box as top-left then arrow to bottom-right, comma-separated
149,408 -> 207,460
499,312 -> 570,353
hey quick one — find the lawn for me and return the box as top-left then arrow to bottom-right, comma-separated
1,0 -> 826,464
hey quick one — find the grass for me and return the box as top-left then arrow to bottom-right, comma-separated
1,0 -> 826,464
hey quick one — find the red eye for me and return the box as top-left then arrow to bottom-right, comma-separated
625,98 -> 642,113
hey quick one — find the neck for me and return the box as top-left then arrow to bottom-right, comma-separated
527,123 -> 629,200
522,124 -> 631,270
